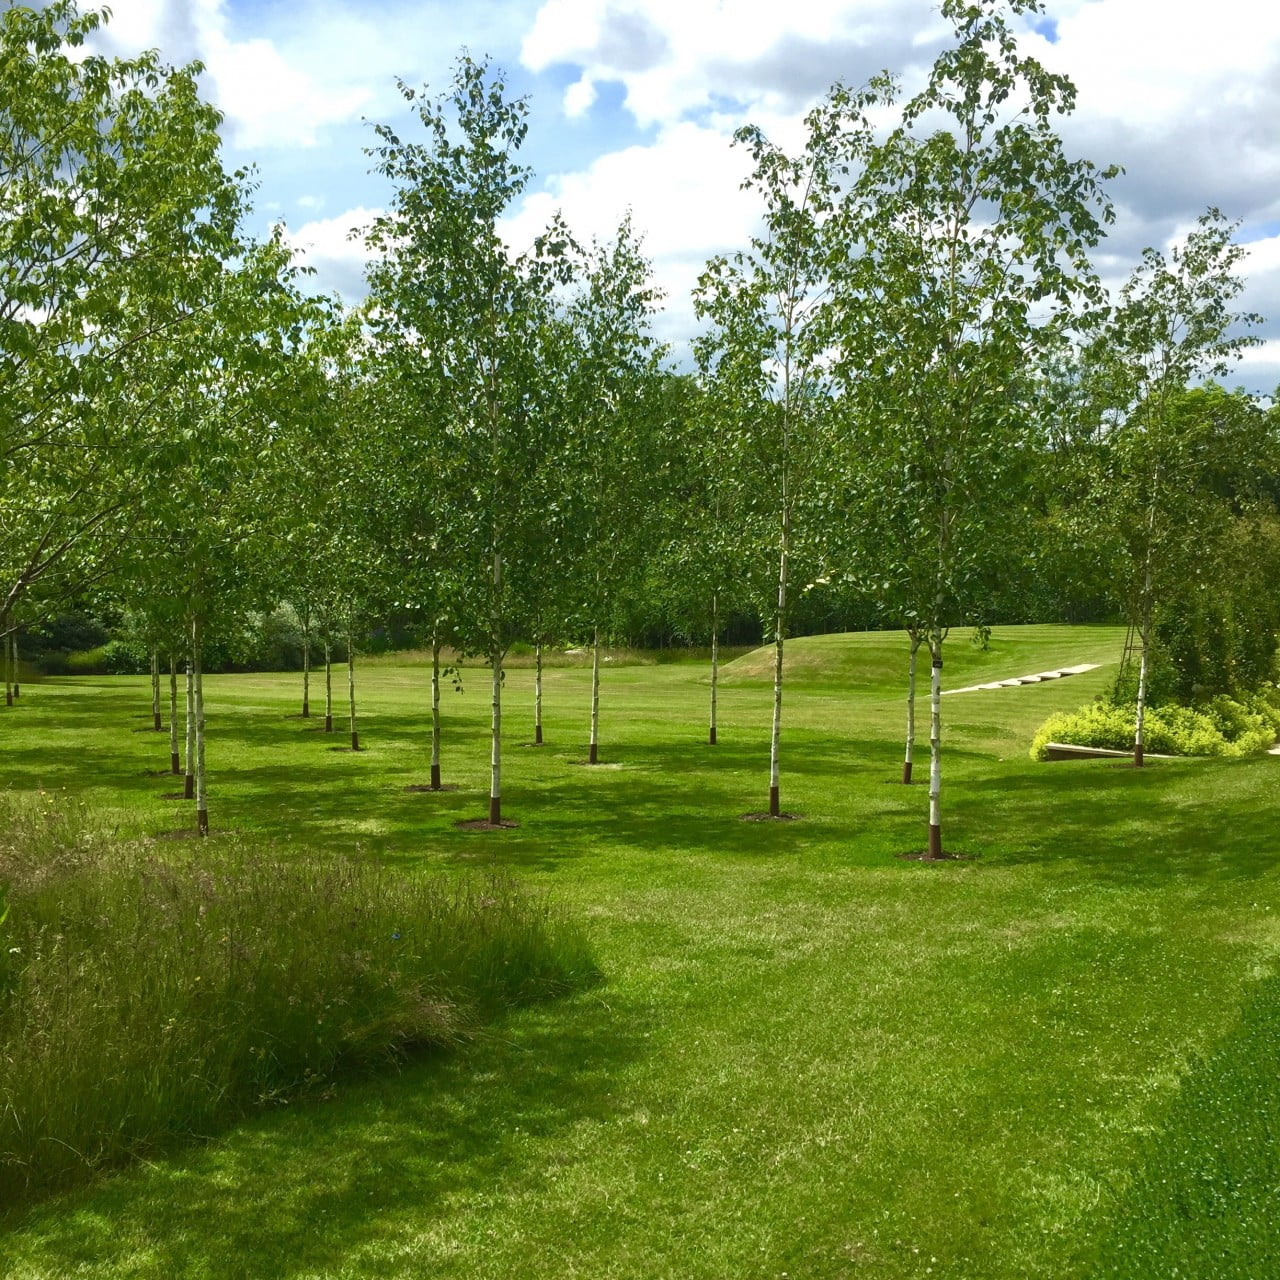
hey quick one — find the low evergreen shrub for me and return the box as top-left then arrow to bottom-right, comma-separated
1030,692 -> 1280,761
0,794 -> 599,1207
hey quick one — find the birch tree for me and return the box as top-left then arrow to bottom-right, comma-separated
831,0 -> 1116,855
0,0 -> 244,640
695,88 -> 871,817
566,220 -> 665,764
1076,218 -> 1263,762
366,57 -> 574,826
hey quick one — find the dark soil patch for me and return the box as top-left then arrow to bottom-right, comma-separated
740,811 -> 801,822
895,850 -> 975,862
404,784 -> 459,793
454,818 -> 520,831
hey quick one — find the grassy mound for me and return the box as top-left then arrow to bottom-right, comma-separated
0,793 -> 599,1207
1087,970 -> 1280,1278
721,624 -> 1123,690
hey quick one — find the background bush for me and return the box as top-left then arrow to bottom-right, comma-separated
1031,692 -> 1280,760
0,794 -> 599,1207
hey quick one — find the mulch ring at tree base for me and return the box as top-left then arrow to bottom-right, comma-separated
454,818 -> 520,831
739,811 -> 801,822
404,784 -> 459,793
895,850 -> 976,862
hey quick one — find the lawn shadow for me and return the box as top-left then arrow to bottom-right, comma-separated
0,991 -> 648,1277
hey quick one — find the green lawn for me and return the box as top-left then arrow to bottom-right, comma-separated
3,623 -> 1279,1278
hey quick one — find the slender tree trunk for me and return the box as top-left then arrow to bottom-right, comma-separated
430,639 -> 442,789
588,626 -> 601,764
927,631 -> 944,858
193,618 -> 208,836
4,629 -> 12,707
347,618 -> 359,751
489,549 -> 503,825
324,640 -> 333,732
769,513 -> 790,817
534,640 -> 543,745
184,655 -> 195,799
1134,618 -> 1150,768
150,649 -> 161,731
168,655 -> 180,774
904,631 -> 921,784
10,632 -> 18,699
709,593 -> 719,745
301,606 -> 311,718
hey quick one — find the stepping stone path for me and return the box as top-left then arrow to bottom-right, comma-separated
942,663 -> 1100,696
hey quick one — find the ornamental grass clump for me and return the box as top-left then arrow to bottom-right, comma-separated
0,793 -> 598,1207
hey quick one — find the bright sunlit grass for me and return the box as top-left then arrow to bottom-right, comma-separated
1,624 -> 1278,1279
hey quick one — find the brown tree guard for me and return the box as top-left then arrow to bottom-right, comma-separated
588,627 -> 601,764
709,593 -> 719,745
193,618 -> 208,836
183,656 -> 195,800
301,606 -> 311,717
324,639 -> 333,732
151,649 -> 162,731
168,654 -> 180,774
347,620 -> 359,750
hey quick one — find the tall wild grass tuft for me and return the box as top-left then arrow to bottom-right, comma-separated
0,793 -> 599,1207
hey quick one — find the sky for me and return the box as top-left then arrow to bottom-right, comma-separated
86,0 -> 1280,395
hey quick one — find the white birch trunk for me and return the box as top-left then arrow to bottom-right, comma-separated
324,640 -> 333,732
168,655 -> 180,774
928,632 -> 943,857
489,549 -> 503,824
4,630 -> 11,706
769,517 -> 789,817
184,655 -> 194,800
347,619 -> 359,751
430,640 -> 442,788
589,626 -> 601,764
1134,623 -> 1150,767
709,593 -> 719,746
904,632 -> 921,784
9,632 -> 17,699
301,607 -> 311,718
193,618 -> 208,836
534,641 -> 543,745
150,649 -> 161,731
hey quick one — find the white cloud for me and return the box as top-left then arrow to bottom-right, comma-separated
282,206 -> 382,299
563,72 -> 598,118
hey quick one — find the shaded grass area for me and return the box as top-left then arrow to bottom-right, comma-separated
0,795 -> 598,1208
1087,970 -> 1280,1279
2,625 -> 1280,1277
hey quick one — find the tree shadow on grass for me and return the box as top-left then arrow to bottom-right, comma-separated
959,755 -> 1280,886
0,991 -> 649,1278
